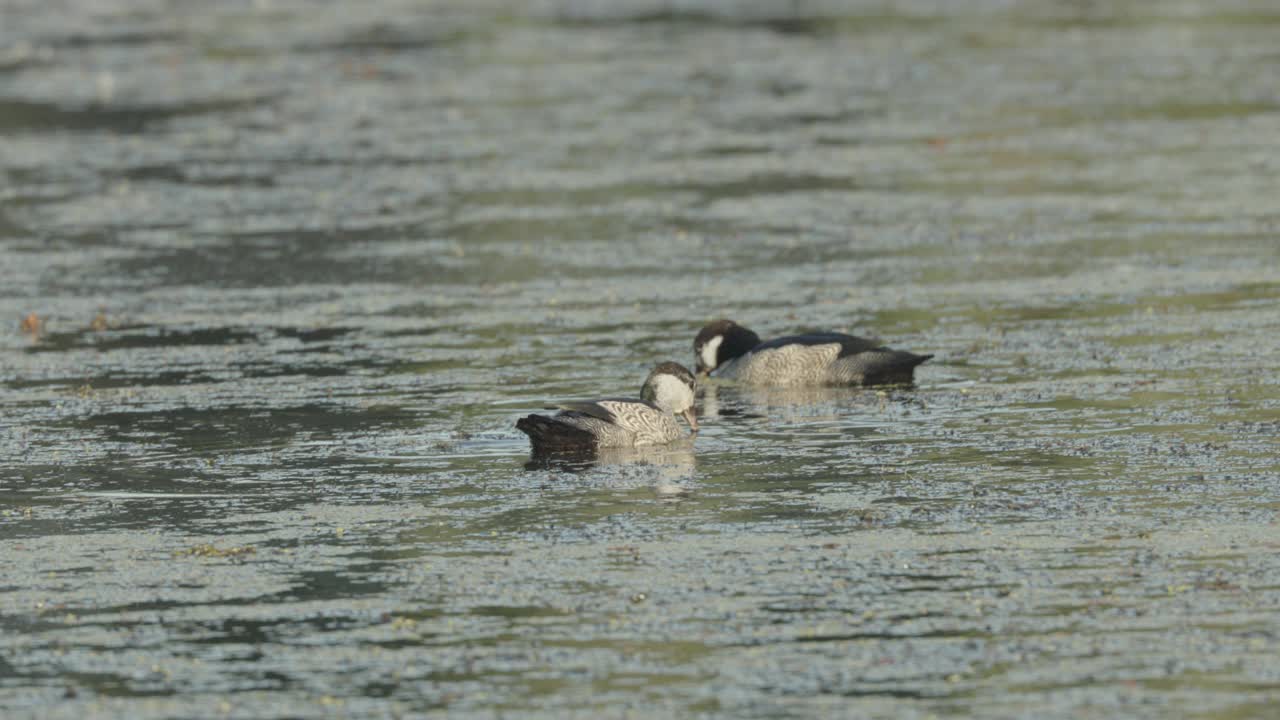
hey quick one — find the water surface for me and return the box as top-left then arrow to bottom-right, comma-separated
3,1 -> 1280,717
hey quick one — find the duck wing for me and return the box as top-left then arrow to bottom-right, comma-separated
519,399 -> 638,449
754,332 -> 884,357
562,398 -> 667,433
550,399 -> 619,423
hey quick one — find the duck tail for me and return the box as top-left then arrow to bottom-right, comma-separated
906,352 -> 934,368
861,350 -> 933,385
516,414 -> 595,449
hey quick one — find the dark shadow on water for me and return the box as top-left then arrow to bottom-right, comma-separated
552,9 -> 841,37
0,402 -> 427,536
0,206 -> 25,238
17,325 -> 377,387
27,325 -> 258,354
118,162 -> 277,188
469,604 -> 570,618
90,236 -> 502,289
66,403 -> 419,452
0,97 -> 275,134
296,24 -> 477,52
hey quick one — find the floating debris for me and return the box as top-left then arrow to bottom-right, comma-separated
19,312 -> 41,336
173,544 -> 256,559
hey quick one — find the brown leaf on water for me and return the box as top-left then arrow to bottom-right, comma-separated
19,312 -> 41,335
173,544 -> 256,559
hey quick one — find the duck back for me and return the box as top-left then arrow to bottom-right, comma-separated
718,332 -> 931,386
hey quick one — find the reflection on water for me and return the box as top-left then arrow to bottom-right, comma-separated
526,443 -> 696,473
525,443 -> 697,496
3,1 -> 1280,717
701,381 -> 892,415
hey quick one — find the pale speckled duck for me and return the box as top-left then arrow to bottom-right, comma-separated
517,362 -> 698,451
693,319 -> 932,386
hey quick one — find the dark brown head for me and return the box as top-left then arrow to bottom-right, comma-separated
693,319 -> 761,377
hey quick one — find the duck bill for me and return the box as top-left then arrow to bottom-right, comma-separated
681,407 -> 699,435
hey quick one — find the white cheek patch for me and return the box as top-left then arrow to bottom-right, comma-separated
700,335 -> 723,371
652,374 -> 693,411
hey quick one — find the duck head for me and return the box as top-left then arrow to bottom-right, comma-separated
693,319 -> 761,377
641,361 -> 698,434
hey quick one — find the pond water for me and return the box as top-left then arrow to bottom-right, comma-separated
2,1 -> 1279,717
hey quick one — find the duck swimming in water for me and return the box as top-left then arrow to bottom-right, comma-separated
517,362 -> 698,451
693,319 -> 931,386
